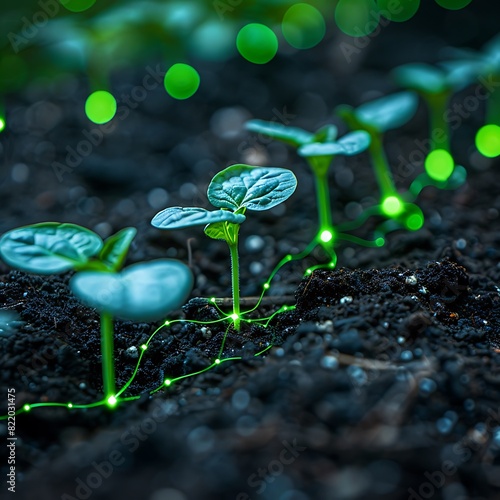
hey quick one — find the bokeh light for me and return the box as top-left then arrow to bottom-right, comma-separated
378,0 -> 420,22
425,149 -> 454,182
476,124 -> 500,158
60,0 -> 97,13
434,0 -> 472,9
381,195 -> 404,217
401,203 -> 425,231
0,118 -> 5,133
282,3 -> 326,49
236,23 -> 278,64
335,0 -> 380,37
164,63 -> 200,100
85,91 -> 117,124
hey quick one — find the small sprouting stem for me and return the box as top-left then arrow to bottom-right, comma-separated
428,91 -> 452,153
369,132 -> 398,199
100,312 -> 116,403
228,240 -> 241,331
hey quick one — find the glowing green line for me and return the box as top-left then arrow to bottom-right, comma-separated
337,233 -> 384,248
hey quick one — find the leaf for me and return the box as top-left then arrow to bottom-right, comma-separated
245,119 -> 314,147
70,259 -> 193,322
313,124 -> 338,143
392,64 -> 448,94
207,164 -> 297,212
99,227 -> 137,272
0,223 -> 103,274
299,131 -> 371,157
151,207 -> 245,230
354,91 -> 419,132
204,222 -> 227,241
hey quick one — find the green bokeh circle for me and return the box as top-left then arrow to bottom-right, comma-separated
282,3 -> 326,49
236,23 -> 278,64
378,0 -> 420,22
164,63 -> 200,100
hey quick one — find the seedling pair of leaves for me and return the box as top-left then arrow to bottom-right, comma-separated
392,64 -> 469,187
0,223 -> 192,406
152,163 -> 297,331
245,118 -> 372,264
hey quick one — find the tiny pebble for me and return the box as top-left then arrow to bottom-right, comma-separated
401,350 -> 413,361
320,355 -> 339,370
405,275 -> 418,285
340,296 -> 353,305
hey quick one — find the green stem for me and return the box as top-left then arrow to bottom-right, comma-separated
100,312 -> 116,401
428,91 -> 452,153
228,240 -> 240,331
313,169 -> 333,234
369,132 -> 398,199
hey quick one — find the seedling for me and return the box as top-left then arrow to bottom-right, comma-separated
336,92 -> 424,232
245,119 -> 372,263
392,63 -> 468,187
0,222 -> 193,407
151,163 -> 297,330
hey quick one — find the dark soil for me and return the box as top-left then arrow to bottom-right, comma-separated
3,4 -> 500,500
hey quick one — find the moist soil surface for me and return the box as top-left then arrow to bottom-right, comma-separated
2,9 -> 500,500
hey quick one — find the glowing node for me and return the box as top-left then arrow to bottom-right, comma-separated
378,0 -> 420,21
85,91 -> 117,124
23,404 -> 31,412
320,229 -> 334,243
0,118 -> 5,132
107,396 -> 117,407
60,0 -> 96,12
236,23 -> 278,64
68,403 -> 73,409
434,0 -> 472,10
165,379 -> 172,386
375,237 -> 385,247
230,313 -> 239,321
306,269 -> 313,275
425,149 -> 454,182
283,306 -> 288,311
476,124 -> 500,158
406,213 -> 424,231
329,261 -> 335,268
215,359 -> 221,365
164,63 -> 200,100
335,0 -> 380,37
263,283 -> 270,290
141,344 -> 148,351
286,255 -> 292,262
165,321 -> 170,326
282,3 -> 326,49
210,297 -> 216,303
381,195 -> 404,217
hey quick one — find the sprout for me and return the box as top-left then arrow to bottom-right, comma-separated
152,164 -> 297,330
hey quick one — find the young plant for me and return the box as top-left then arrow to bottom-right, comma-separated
0,222 -> 193,407
392,63 -> 469,186
245,120 -> 370,260
336,91 -> 425,232
151,163 -> 297,331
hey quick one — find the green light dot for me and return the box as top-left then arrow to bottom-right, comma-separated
375,237 -> 385,247
164,63 -> 200,100
23,404 -> 31,412
230,313 -> 239,321
0,118 -> 5,132
306,269 -> 313,275
107,396 -> 117,407
263,283 -> 270,290
68,403 -> 73,408
335,0 -> 380,37
406,213 -> 424,231
165,379 -> 172,386
141,344 -> 148,351
476,124 -> 500,158
85,91 -> 116,124
434,0 -> 472,10
236,23 -> 278,64
215,359 -> 221,364
378,0 -> 420,22
60,0 -> 96,12
165,320 -> 171,326
425,149 -> 454,182
381,195 -> 404,217
282,3 -> 326,49
320,230 -> 334,243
